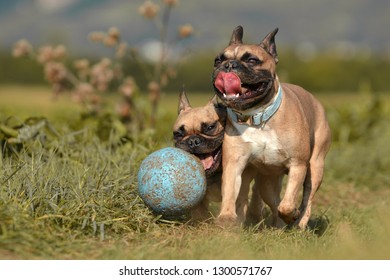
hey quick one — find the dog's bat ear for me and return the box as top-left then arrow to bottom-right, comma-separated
208,94 -> 219,106
260,28 -> 279,63
229,25 -> 243,45
208,94 -> 226,119
178,86 -> 192,114
209,94 -> 225,109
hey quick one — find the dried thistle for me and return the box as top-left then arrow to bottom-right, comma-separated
148,81 -> 160,102
138,1 -> 160,19
103,36 -> 117,47
12,39 -> 33,58
44,62 -> 67,84
162,0 -> 178,6
73,59 -> 90,80
119,77 -> 137,98
116,42 -> 128,58
52,45 -> 67,60
89,31 -> 106,42
75,82 -> 94,97
102,27 -> 120,47
91,58 -> 114,92
108,27 -> 120,41
99,57 -> 112,68
12,0 -> 193,131
37,46 -> 54,64
178,24 -> 194,38
74,59 -> 90,70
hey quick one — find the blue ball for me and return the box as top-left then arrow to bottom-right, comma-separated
137,147 -> 207,217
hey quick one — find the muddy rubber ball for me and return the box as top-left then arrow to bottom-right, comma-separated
137,147 -> 207,217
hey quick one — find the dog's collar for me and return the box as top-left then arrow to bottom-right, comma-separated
227,84 -> 283,128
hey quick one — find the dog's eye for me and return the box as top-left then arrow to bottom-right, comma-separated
173,131 -> 183,141
207,124 -> 215,131
173,126 -> 185,141
214,58 -> 222,67
241,52 -> 262,65
247,57 -> 261,65
202,122 -> 217,134
214,54 -> 226,67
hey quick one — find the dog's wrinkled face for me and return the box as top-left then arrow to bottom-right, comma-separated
212,26 -> 279,111
173,91 -> 226,177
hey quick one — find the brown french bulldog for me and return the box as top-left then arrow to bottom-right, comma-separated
173,89 -> 226,221
212,26 -> 331,229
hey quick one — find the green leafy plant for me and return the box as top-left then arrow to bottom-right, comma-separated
0,116 -> 59,155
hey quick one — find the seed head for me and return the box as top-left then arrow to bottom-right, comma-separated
119,77 -> 137,97
44,62 -> 67,83
12,39 -> 32,58
89,31 -> 106,42
139,1 -> 160,19
162,0 -> 178,6
178,24 -> 194,38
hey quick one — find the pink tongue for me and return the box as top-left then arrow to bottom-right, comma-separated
214,72 -> 242,95
200,155 -> 214,170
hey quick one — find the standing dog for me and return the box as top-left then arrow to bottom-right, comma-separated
173,90 -> 226,220
212,26 -> 331,228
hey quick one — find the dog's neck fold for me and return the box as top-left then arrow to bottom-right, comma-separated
227,82 -> 283,128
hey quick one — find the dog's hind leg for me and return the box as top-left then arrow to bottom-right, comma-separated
246,179 -> 264,226
297,159 -> 324,229
297,125 -> 331,229
298,147 -> 331,228
257,174 -> 285,228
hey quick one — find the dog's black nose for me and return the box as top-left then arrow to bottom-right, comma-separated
188,137 -> 201,148
225,60 -> 239,71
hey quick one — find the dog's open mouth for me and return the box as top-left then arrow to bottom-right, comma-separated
194,145 -> 222,176
214,72 -> 271,101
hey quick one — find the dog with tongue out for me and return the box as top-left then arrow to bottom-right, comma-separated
212,26 -> 331,229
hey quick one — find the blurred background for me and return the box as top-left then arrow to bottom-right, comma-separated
1,0 -> 390,92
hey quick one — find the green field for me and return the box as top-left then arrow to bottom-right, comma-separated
1,85 -> 390,259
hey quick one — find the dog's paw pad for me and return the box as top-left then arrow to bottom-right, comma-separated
278,208 -> 301,224
215,214 -> 239,228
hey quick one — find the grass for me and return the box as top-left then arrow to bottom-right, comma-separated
1,85 -> 390,260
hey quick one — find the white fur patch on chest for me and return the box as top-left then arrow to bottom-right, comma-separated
233,122 -> 286,166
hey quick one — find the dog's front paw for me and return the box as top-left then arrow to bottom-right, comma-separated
190,204 -> 212,224
277,205 -> 300,225
215,214 -> 240,228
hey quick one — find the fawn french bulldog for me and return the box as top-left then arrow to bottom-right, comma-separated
173,90 -> 225,220
212,26 -> 331,229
